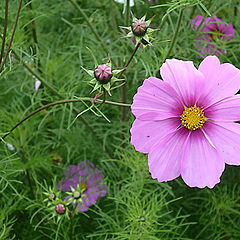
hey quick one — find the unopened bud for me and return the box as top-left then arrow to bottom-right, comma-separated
94,64 -> 112,84
48,193 -> 56,201
55,204 -> 65,214
131,19 -> 148,37
73,191 -> 81,199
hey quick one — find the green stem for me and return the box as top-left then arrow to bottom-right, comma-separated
163,8 -> 183,62
117,42 -> 141,81
69,0 -> 110,55
0,98 -> 130,142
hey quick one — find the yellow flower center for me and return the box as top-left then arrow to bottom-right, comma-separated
211,29 -> 222,42
181,106 -> 205,130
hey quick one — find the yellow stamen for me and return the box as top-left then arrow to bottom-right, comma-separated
181,106 -> 205,131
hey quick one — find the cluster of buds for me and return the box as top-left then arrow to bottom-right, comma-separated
43,186 -> 70,222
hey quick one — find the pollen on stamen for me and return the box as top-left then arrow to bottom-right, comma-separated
180,106 -> 205,131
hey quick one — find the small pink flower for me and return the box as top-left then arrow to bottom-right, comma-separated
130,56 -> 240,188
191,15 -> 234,57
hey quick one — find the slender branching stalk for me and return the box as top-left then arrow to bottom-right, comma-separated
117,42 -> 141,81
0,0 -> 8,66
0,98 -> 130,142
0,0 -> 23,73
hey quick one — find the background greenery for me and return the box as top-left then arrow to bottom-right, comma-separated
0,0 -> 240,239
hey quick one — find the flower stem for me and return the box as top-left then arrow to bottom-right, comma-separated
163,8 -> 183,62
0,98 -> 130,142
118,42 -> 141,80
0,0 -> 8,66
0,0 -> 22,73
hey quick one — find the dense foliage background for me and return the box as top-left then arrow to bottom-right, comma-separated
0,0 -> 240,239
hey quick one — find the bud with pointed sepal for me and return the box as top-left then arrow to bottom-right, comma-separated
121,13 -> 155,47
81,57 -> 125,96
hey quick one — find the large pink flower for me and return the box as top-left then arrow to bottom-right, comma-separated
130,56 -> 240,188
191,15 -> 234,57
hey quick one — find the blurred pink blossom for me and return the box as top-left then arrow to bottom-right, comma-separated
58,161 -> 107,212
191,15 -> 234,57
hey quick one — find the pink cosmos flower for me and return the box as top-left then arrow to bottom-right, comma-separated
58,161 -> 107,212
130,56 -> 240,188
191,15 -> 234,57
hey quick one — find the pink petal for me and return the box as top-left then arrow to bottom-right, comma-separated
181,130 -> 225,188
131,77 -> 182,120
221,23 -> 234,40
203,121 -> 240,165
160,59 -> 205,107
130,118 -> 180,153
198,56 -> 240,108
191,15 -> 204,30
202,16 -> 223,32
148,127 -> 190,182
205,95 -> 240,121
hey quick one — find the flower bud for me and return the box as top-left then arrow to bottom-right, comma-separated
73,191 -> 81,199
48,193 -> 56,201
131,19 -> 148,37
55,204 -> 65,214
94,64 -> 113,84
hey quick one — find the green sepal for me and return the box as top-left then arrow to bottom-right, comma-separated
135,36 -> 142,43
147,28 -> 155,34
141,15 -> 146,21
112,69 -> 125,75
89,78 -> 96,84
126,32 -> 134,38
91,82 -> 101,93
81,66 -> 94,77
120,26 -> 131,30
114,78 -> 125,82
146,20 -> 151,27
103,82 -> 111,91
132,15 -> 137,22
